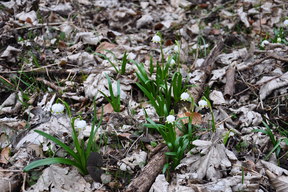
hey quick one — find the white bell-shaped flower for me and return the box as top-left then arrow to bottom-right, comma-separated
166,115 -> 176,124
152,35 -> 161,43
74,119 -> 87,129
180,92 -> 190,101
51,103 -> 65,114
198,100 -> 208,108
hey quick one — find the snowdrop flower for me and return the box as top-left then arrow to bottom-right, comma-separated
260,40 -> 269,47
170,59 -> 175,65
152,34 -> 161,43
74,119 -> 87,130
174,45 -> 179,52
283,20 -> 288,27
166,115 -> 175,124
51,103 -> 65,114
198,100 -> 208,108
277,37 -> 282,43
180,92 -> 190,101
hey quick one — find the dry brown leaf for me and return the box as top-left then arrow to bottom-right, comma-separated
97,103 -> 121,118
117,133 -> 131,139
96,42 -> 117,53
259,72 -> 288,100
177,134 -> 238,181
177,112 -> 202,125
0,147 -> 10,164
266,170 -> 288,192
25,17 -> 33,24
26,165 -> 92,192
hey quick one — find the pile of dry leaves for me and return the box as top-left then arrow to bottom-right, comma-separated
0,0 -> 288,191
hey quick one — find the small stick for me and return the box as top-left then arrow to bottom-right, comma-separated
224,62 -> 236,99
237,53 -> 288,71
36,78 -> 64,92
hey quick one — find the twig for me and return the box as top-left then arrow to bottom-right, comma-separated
124,134 -> 144,156
0,169 -> 23,172
21,173 -> 27,192
0,67 -> 114,75
36,77 -> 64,92
13,22 -> 67,31
224,63 -> 236,99
237,53 -> 288,71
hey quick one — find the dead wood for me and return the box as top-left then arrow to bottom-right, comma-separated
237,53 -> 288,71
224,64 -> 235,99
0,67 -> 114,75
126,39 -> 225,192
36,77 -> 64,92
185,38 -> 225,110
125,145 -> 168,192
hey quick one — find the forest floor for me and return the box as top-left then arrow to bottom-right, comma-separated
1,0 -> 288,191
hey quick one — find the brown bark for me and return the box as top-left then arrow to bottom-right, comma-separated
125,145 -> 168,192
125,39 -> 225,192
224,64 -> 235,99
182,38 -> 225,112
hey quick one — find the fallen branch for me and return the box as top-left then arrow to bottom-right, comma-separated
185,38 -> 225,107
125,145 -> 168,192
224,63 -> 236,99
0,66 -> 114,75
237,53 -> 288,71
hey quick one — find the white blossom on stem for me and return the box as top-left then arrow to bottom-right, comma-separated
283,20 -> 288,27
174,45 -> 179,52
198,100 -> 208,109
170,59 -> 175,65
180,92 -> 190,101
260,40 -> 269,47
166,115 -> 176,124
152,35 -> 161,43
51,103 -> 65,115
277,37 -> 282,43
75,119 -> 87,129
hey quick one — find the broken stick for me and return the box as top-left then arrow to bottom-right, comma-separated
224,63 -> 236,100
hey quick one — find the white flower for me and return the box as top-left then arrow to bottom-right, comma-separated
51,103 -> 65,114
277,37 -> 282,43
166,115 -> 175,124
283,20 -> 288,26
152,35 -> 161,43
180,92 -> 190,101
74,119 -> 87,129
174,45 -> 179,52
260,40 -> 269,47
170,59 -> 175,65
198,100 -> 208,108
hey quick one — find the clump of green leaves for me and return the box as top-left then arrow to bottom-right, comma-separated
24,98 -> 103,175
253,121 -> 288,160
99,73 -> 121,112
144,116 -> 197,171
133,53 -> 188,118
95,51 -> 128,75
